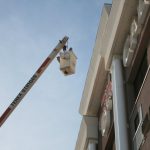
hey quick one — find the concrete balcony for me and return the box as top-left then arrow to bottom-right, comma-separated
75,116 -> 98,150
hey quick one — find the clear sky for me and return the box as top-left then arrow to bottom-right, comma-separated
0,0 -> 111,150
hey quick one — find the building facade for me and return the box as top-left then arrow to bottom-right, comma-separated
75,0 -> 150,150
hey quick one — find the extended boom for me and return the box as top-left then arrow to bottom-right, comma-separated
0,36 -> 69,127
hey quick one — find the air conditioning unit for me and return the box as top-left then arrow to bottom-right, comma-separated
133,106 -> 144,150
123,36 -> 134,67
99,109 -> 111,136
137,0 -> 150,25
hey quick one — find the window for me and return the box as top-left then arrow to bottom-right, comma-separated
133,50 -> 148,98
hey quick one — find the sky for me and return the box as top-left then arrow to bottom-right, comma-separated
0,0 -> 111,150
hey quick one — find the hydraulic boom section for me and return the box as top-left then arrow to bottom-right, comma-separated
0,36 -> 69,127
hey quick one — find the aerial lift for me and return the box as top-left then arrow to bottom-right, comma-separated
0,36 -> 77,127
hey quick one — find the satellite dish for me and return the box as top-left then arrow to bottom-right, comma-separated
99,109 -> 111,136
123,36 -> 135,67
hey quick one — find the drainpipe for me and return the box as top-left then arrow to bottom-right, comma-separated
87,140 -> 97,150
111,56 -> 129,150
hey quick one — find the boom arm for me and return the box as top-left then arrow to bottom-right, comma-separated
0,36 -> 69,127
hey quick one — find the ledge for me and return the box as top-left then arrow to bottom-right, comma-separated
79,4 -> 111,116
75,116 -> 98,150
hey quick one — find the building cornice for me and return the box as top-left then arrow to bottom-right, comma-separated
79,4 -> 111,116
79,0 -> 138,116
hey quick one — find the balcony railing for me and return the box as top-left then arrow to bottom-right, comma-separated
130,65 -> 150,121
